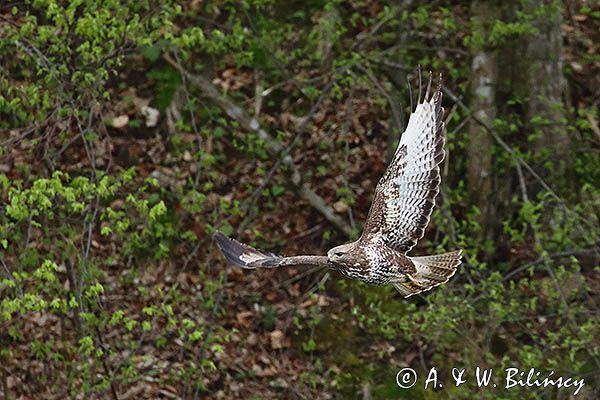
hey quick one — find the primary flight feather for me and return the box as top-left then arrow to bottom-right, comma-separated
214,75 -> 462,298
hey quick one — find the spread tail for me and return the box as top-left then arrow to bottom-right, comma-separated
392,250 -> 462,298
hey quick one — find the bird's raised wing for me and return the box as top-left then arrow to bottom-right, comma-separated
213,232 -> 331,269
361,76 -> 445,253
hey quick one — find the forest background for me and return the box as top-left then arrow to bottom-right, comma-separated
0,0 -> 599,399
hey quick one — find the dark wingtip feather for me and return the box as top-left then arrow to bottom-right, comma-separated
213,231 -> 254,269
212,231 -> 228,244
417,65 -> 423,104
213,231 -> 281,269
425,71 -> 433,101
212,231 -> 234,253
435,73 -> 443,104
428,73 -> 443,104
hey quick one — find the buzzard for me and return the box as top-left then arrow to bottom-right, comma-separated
214,75 -> 462,298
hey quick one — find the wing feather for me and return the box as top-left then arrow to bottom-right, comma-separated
213,232 -> 281,269
213,232 -> 331,269
362,76 -> 445,253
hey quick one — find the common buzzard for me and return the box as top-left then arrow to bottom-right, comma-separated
214,75 -> 462,298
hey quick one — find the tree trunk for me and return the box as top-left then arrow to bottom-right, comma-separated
467,0 -> 499,242
523,0 -> 569,179
467,0 -> 569,244
496,0 -> 569,180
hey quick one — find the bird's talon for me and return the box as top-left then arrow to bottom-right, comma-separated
407,274 -> 423,287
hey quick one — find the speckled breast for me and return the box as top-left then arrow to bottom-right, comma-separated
338,265 -> 388,285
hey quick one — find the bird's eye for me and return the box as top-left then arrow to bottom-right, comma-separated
335,252 -> 343,257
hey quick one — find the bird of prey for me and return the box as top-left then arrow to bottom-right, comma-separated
214,75 -> 462,298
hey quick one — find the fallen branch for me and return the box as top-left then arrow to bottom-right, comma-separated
164,55 -> 353,236
236,80 -> 334,235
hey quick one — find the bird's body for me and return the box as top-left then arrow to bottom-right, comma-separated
332,241 -> 415,285
214,74 -> 463,298
320,233 -> 414,284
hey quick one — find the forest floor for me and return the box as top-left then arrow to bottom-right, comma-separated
2,2 -> 600,399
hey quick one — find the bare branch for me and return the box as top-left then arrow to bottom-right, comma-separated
0,257 -> 22,298
501,247 -> 600,284
440,85 -> 595,233
442,85 -> 558,201
164,55 -> 353,237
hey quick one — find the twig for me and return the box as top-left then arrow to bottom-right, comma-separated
354,65 -> 404,144
238,80 -> 335,234
373,60 -> 586,223
440,85 -> 594,233
73,103 -> 100,320
500,247 -> 600,284
0,109 -> 57,148
587,113 -> 600,141
192,269 -> 228,400
254,73 -> 263,118
164,54 -> 353,236
441,86 -> 558,203
95,327 -> 120,400
353,6 -> 400,49
291,223 -> 323,240
275,265 -> 327,290
442,103 -> 458,178
0,257 -> 23,298
447,113 -> 471,136
380,43 -> 470,57
172,51 -> 205,189
467,246 -> 600,303
337,85 -> 359,230
515,161 -> 529,203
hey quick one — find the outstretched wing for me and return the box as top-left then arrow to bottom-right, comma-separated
361,76 -> 445,253
213,232 -> 331,269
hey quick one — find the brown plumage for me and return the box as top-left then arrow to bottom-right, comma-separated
214,75 -> 462,298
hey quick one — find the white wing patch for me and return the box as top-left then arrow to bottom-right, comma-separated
239,252 -> 269,264
376,81 -> 445,253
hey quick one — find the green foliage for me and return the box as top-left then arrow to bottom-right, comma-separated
1,0 -> 599,398
338,190 -> 599,398
0,0 -> 181,129
146,65 -> 182,109
0,168 -> 229,395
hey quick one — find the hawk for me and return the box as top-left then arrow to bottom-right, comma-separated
214,76 -> 462,298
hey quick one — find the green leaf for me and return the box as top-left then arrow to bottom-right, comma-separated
149,201 -> 167,221
219,222 -> 233,237
140,45 -> 161,62
271,185 -> 285,196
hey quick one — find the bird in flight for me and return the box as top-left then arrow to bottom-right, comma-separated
214,75 -> 462,298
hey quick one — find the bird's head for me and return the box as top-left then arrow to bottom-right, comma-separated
327,243 -> 354,263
